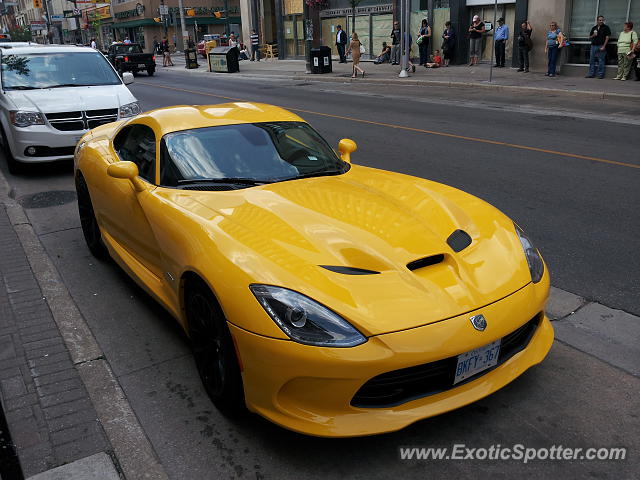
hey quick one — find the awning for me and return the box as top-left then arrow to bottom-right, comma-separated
111,18 -> 157,28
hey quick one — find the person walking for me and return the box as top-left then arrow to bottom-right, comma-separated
493,17 -> 509,67
468,15 -> 485,66
417,19 -> 431,66
347,32 -> 365,78
90,38 -> 97,50
517,21 -> 532,72
441,21 -> 456,66
390,21 -> 401,65
250,29 -> 260,61
613,22 -> 638,80
162,37 -> 174,67
585,16 -> 611,79
336,25 -> 348,63
544,21 -> 563,77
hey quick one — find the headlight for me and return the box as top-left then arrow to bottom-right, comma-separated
250,285 -> 367,347
515,223 -> 544,283
10,111 -> 45,127
119,102 -> 141,118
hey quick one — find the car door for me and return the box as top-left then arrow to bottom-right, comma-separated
100,124 -> 166,280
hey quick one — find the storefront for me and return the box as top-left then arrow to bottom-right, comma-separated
567,0 -> 640,65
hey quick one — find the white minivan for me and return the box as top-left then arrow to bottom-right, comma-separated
0,44 -> 141,172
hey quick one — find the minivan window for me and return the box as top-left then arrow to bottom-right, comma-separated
1,52 -> 121,90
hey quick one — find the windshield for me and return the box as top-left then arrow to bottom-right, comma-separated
160,122 -> 348,187
1,52 -> 121,90
113,44 -> 143,54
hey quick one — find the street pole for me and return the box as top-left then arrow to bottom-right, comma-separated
398,0 -> 408,78
177,0 -> 188,51
303,0 -> 311,73
488,0 -> 497,82
224,0 -> 230,35
43,0 -> 51,43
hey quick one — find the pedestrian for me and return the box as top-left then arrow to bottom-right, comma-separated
585,16 -> 611,79
347,32 -> 365,78
228,33 -> 238,49
153,37 -> 160,54
124,36 -> 131,44
250,29 -> 260,61
468,15 -> 485,66
613,22 -> 637,80
417,19 -> 431,66
162,37 -> 174,67
493,17 -> 509,67
390,21 -> 401,65
441,21 -> 455,66
544,21 -> 563,77
373,42 -> 391,64
425,50 -> 442,68
633,42 -> 640,80
517,20 -> 533,72
90,37 -> 97,49
335,25 -> 348,63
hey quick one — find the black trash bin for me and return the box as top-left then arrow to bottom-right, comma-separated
310,46 -> 332,74
208,46 -> 239,73
184,48 -> 199,69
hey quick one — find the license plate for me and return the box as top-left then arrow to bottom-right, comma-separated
138,63 -> 146,68
454,340 -> 501,384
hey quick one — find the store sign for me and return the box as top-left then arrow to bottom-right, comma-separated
50,14 -> 64,22
114,2 -> 144,19
168,6 -> 240,16
30,21 -> 47,30
320,4 -> 392,17
466,0 -> 514,4
63,9 -> 81,18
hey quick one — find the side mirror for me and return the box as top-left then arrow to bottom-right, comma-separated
338,138 -> 357,164
122,72 -> 134,85
107,161 -> 146,192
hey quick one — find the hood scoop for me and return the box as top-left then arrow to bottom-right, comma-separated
447,229 -> 472,253
406,254 -> 444,271
320,265 -> 381,275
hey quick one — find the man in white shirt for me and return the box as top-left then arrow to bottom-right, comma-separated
336,25 -> 347,63
90,38 -> 97,49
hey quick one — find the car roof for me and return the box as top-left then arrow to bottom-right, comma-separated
0,44 -> 97,55
138,103 -> 305,136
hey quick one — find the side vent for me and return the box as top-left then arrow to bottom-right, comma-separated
447,229 -> 472,253
320,266 -> 381,275
406,254 -> 444,271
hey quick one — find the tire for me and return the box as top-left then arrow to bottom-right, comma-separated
186,279 -> 245,414
147,68 -> 155,76
132,70 -> 138,76
75,173 -> 108,259
0,125 -> 22,174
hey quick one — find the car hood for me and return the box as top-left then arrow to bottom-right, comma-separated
6,85 -> 136,113
160,166 -> 533,336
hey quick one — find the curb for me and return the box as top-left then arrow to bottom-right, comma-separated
0,171 -> 169,480
160,63 -> 638,101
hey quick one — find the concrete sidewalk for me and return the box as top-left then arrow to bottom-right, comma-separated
162,54 -> 639,100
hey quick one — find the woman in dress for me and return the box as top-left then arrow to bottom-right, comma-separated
614,22 -> 638,80
347,32 -> 365,78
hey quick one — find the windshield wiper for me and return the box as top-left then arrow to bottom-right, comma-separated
177,177 -> 274,186
44,83 -> 101,88
282,169 -> 346,181
5,85 -> 41,90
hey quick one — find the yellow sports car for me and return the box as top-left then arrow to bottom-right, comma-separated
74,103 -> 553,437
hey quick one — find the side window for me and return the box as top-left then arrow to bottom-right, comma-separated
113,125 -> 156,183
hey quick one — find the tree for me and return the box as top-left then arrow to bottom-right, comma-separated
9,27 -> 32,42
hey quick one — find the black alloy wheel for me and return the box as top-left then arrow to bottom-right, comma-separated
75,173 -> 108,259
186,280 -> 245,413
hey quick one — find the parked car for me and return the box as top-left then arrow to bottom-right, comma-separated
197,34 -> 218,58
106,43 -> 155,76
0,44 -> 140,173
74,103 -> 553,437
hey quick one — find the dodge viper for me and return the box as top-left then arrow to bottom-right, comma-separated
74,103 -> 553,437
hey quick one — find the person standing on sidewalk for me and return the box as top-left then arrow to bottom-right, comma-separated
441,21 -> 456,66
585,16 -> 611,79
250,29 -> 260,61
494,17 -> 509,67
347,32 -> 365,78
468,16 -> 485,66
613,22 -> 637,80
418,19 -> 431,66
544,22 -> 563,77
517,21 -> 533,72
336,25 -> 348,63
391,21 -> 401,65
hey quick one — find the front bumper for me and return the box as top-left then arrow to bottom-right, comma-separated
231,281 -> 553,437
6,124 -> 85,163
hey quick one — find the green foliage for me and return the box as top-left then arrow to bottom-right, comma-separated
8,27 -> 32,42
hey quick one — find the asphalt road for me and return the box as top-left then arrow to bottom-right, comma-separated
2,72 -> 638,479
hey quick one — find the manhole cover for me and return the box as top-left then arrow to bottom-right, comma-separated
18,190 -> 77,209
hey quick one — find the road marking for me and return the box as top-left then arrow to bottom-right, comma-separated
137,82 -> 640,170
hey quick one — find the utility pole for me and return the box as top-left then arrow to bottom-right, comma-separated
224,0 -> 229,35
398,0 -> 409,77
177,0 -> 188,50
488,0 -> 497,82
43,0 -> 52,43
303,0 -> 311,73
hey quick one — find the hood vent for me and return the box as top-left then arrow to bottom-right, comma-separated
406,254 -> 444,271
320,266 -> 381,275
447,229 -> 472,253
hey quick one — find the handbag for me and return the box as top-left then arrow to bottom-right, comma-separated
359,44 -> 365,54
417,36 -> 423,45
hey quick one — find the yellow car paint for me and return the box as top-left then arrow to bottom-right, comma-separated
75,102 -> 553,437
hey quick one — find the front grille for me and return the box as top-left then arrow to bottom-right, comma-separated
45,110 -> 118,132
351,314 -> 542,408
